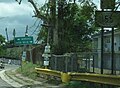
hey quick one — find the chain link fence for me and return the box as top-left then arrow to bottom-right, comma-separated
48,52 -> 94,73
49,53 -> 78,72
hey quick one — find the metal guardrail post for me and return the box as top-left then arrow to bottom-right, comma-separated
61,72 -> 71,83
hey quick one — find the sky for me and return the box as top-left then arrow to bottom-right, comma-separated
0,0 -> 46,42
0,0 -> 100,43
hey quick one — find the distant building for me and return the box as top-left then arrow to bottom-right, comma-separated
92,30 -> 120,70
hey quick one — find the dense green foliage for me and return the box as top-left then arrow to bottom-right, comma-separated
37,27 -> 48,43
0,34 -> 6,56
64,81 -> 110,88
64,81 -> 89,88
29,0 -> 98,54
41,1 -> 97,54
0,35 -> 5,44
57,1 -> 97,53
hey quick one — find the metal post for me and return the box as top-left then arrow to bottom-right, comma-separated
85,57 -> 88,72
93,55 -> 95,73
65,56 -> 68,72
61,72 -> 70,83
88,55 -> 90,72
71,56 -> 73,72
13,28 -> 16,43
30,45 -> 33,63
21,56 -> 22,71
111,27 -> 115,75
55,57 -> 57,70
5,28 -> 9,42
101,27 -> 104,74
20,45 -> 23,72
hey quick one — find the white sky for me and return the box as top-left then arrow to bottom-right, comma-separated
0,3 -> 32,17
0,0 -> 39,42
0,0 -> 100,42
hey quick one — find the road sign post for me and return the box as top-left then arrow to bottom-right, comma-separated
14,36 -> 33,45
95,11 -> 120,27
14,36 -> 33,71
96,0 -> 117,76
42,43 -> 51,69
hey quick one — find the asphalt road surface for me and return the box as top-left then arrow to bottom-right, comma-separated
0,60 -> 60,88
0,69 -> 13,88
0,76 -> 13,88
0,64 -> 20,88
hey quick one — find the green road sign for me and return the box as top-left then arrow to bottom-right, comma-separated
14,36 -> 33,45
101,0 -> 115,9
95,11 -> 120,27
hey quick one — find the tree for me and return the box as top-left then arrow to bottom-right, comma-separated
28,0 -> 58,53
0,35 -> 5,44
17,0 -> 98,54
0,35 -> 6,56
37,27 -> 48,43
55,0 -> 97,53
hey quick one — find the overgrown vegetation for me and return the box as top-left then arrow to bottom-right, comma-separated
64,81 -> 90,88
64,81 -> 110,88
15,62 -> 114,88
16,62 -> 39,80
16,63 -> 90,87
0,34 -> 6,56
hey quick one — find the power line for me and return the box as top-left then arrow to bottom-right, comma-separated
30,20 -> 41,36
28,19 -> 39,30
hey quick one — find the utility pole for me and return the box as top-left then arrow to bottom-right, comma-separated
13,28 -> 16,46
25,25 -> 28,37
25,25 -> 33,63
23,25 -> 29,62
5,28 -> 9,42
13,28 -> 16,39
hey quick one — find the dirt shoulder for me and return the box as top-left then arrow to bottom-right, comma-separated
5,69 -> 65,88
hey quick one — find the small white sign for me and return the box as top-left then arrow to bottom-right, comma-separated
44,61 -> 49,66
22,51 -> 26,61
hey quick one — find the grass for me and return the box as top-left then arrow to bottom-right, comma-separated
16,63 -> 90,87
16,62 -> 39,80
15,63 -> 111,88
64,81 -> 88,88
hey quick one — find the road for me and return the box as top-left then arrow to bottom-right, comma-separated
0,64 -> 21,88
0,76 -> 13,88
0,69 -> 13,88
0,62 -> 61,88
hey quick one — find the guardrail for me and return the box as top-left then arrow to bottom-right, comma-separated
35,68 -> 71,82
35,67 -> 61,77
35,68 -> 120,86
70,73 -> 120,86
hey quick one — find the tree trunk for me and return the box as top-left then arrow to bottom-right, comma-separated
49,0 -> 58,52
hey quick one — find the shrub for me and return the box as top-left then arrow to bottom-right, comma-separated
16,62 -> 39,80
